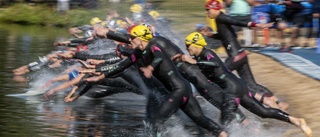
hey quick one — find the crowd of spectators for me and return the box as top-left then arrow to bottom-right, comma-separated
223,0 -> 319,51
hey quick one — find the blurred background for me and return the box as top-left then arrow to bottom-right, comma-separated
0,0 -> 319,137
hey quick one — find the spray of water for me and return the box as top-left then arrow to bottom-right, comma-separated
21,2 -> 305,136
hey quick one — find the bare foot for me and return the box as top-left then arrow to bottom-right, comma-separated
298,118 -> 312,137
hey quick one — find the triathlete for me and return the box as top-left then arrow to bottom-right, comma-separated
79,25 -> 227,137
79,24 -> 247,127
182,32 -> 312,137
204,0 -> 289,111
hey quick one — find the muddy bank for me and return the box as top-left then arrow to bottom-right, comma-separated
246,52 -> 320,136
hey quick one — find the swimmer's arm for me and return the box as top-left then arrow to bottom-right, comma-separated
106,30 -> 131,43
149,45 -> 164,70
95,58 -> 133,78
104,56 -> 122,64
75,25 -> 93,32
216,12 -> 251,27
117,44 -> 135,56
196,61 -> 219,69
50,74 -> 70,83
48,60 -> 63,68
93,26 -> 130,43
200,53 -> 220,68
42,74 -> 69,88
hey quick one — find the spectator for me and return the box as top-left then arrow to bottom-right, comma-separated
310,0 -> 320,38
301,0 -> 313,47
225,0 -> 255,46
268,0 -> 286,47
251,0 -> 272,46
57,0 -> 69,14
278,0 -> 305,52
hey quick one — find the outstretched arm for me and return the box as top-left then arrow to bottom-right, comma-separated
43,73 -> 87,99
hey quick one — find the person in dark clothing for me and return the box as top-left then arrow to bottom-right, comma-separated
205,0 -> 289,111
79,25 -> 227,137
78,24 -> 248,127
279,0 -> 305,49
311,0 -> 320,37
182,32 -> 312,137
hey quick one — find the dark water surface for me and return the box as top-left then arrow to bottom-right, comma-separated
0,23 -> 302,137
0,23 -> 148,137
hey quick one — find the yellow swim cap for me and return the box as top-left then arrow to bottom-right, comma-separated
185,32 -> 207,48
90,17 -> 102,25
130,4 -> 143,13
116,20 -> 128,29
128,25 -> 153,42
100,21 -> 106,27
148,10 -> 160,19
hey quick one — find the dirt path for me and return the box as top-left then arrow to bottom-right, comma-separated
246,52 -> 320,136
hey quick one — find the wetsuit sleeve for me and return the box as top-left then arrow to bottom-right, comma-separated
73,52 -> 119,61
95,57 -> 133,77
104,56 -> 122,64
77,25 -> 93,31
196,61 -> 219,68
197,52 -> 220,69
67,38 -> 92,48
106,31 -> 131,43
216,13 -> 250,27
117,44 -> 135,56
73,74 -> 93,96
70,38 -> 87,44
149,45 -> 164,69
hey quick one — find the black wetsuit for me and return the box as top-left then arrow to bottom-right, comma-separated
72,52 -> 151,98
194,48 -> 291,123
95,35 -> 223,136
106,31 -> 246,125
214,12 -> 274,96
73,52 -> 121,64
72,49 -> 169,120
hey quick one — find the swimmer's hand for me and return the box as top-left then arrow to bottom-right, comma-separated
93,25 -> 109,38
86,59 -> 105,65
171,53 -> 182,61
140,65 -> 154,78
64,87 -> 80,102
181,54 -> 197,64
43,90 -> 56,100
255,22 -> 274,29
78,60 -> 95,69
79,68 -> 96,74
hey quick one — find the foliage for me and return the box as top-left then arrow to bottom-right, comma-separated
0,3 -> 117,27
0,0 -> 206,34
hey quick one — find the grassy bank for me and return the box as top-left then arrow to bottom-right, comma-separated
0,1 -> 205,34
0,2 -> 133,27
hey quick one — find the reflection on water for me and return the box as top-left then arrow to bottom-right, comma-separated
0,23 -> 146,137
0,23 -> 306,137
0,94 -> 147,137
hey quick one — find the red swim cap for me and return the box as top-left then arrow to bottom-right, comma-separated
205,0 -> 222,11
127,24 -> 138,34
77,44 -> 88,52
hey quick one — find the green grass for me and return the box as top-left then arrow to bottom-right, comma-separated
0,0 -> 207,35
153,0 -> 206,35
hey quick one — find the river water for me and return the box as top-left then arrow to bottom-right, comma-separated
0,23 -> 304,137
0,23 -> 151,137
0,23 -> 211,137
